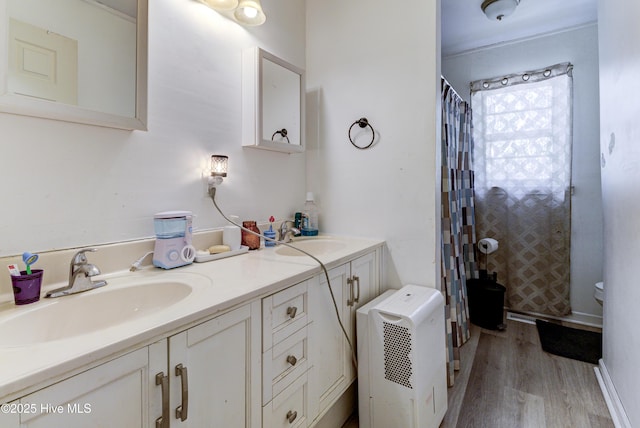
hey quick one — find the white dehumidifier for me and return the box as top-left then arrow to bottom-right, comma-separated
357,284 -> 447,428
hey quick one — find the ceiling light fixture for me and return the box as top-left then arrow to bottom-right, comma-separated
481,0 -> 520,21
234,0 -> 266,26
203,0 -> 238,11
203,0 -> 266,26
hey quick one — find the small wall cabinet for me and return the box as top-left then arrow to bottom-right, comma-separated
242,47 -> 305,153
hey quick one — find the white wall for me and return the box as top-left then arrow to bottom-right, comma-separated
0,0 -> 306,258
598,0 -> 640,424
442,25 -> 604,322
305,0 -> 440,289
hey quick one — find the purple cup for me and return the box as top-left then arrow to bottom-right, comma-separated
11,269 -> 43,305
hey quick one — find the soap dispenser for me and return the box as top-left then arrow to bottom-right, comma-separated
301,192 -> 319,236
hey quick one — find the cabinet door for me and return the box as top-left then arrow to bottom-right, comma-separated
0,400 -> 19,427
308,264 -> 351,421
169,301 -> 261,428
349,251 -> 380,339
346,251 -> 379,382
17,346 -> 161,428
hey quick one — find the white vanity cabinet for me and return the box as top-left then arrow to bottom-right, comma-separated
261,249 -> 380,428
262,279 -> 313,427
0,238 -> 383,428
4,301 -> 261,428
308,251 -> 379,424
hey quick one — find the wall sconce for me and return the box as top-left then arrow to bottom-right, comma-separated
203,0 -> 266,26
481,0 -> 520,21
209,155 -> 228,188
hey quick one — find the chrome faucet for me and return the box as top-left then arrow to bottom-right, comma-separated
279,220 -> 301,243
45,248 -> 108,298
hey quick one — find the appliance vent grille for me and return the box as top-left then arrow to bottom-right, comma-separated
383,321 -> 413,389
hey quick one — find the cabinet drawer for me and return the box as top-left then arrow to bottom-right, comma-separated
263,280 -> 309,350
263,372 -> 309,428
263,324 -> 309,404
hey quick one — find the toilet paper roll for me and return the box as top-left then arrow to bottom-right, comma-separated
478,238 -> 499,254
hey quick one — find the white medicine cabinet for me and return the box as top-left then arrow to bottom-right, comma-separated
242,47 -> 305,153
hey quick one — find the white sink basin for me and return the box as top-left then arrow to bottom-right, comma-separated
0,278 -> 195,347
274,238 -> 347,257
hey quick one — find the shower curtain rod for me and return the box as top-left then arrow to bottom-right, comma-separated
442,76 -> 465,102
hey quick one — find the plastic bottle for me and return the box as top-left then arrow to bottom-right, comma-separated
264,216 -> 276,247
301,192 -> 319,236
223,215 -> 242,251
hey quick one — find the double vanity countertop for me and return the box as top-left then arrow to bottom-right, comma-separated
0,235 -> 384,402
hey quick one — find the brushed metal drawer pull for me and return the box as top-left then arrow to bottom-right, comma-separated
286,306 -> 297,319
286,355 -> 298,366
155,372 -> 169,428
347,277 -> 355,306
175,364 -> 189,421
353,275 -> 361,303
286,410 -> 298,424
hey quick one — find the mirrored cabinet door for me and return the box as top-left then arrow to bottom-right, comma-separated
242,47 -> 305,153
0,0 -> 148,130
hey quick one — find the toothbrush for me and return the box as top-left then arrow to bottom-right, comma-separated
22,252 -> 39,275
7,264 -> 20,277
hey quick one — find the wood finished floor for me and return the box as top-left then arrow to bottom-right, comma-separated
344,319 -> 613,428
442,319 -> 612,428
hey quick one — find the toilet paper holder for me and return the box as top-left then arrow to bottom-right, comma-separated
478,238 -> 499,255
477,238 -> 499,281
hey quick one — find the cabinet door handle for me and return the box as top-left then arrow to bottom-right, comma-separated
155,372 -> 169,428
353,275 -> 360,303
286,306 -> 297,319
286,355 -> 298,366
175,364 -> 189,421
347,277 -> 354,306
286,410 -> 298,424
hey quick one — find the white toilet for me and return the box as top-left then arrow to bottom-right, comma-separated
594,281 -> 604,306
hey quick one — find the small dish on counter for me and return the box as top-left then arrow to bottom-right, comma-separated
194,246 -> 249,263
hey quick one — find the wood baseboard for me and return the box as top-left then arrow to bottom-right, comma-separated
506,309 -> 603,330
595,360 -> 632,428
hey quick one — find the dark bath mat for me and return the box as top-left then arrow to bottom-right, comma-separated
536,319 -> 602,364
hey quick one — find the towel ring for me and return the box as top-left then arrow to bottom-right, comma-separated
271,128 -> 290,143
348,117 -> 375,150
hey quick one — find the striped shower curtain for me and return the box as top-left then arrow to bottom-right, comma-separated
441,78 -> 478,386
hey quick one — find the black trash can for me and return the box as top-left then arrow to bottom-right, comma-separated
466,278 -> 506,330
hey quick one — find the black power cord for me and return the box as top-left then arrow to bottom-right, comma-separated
209,187 -> 358,369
